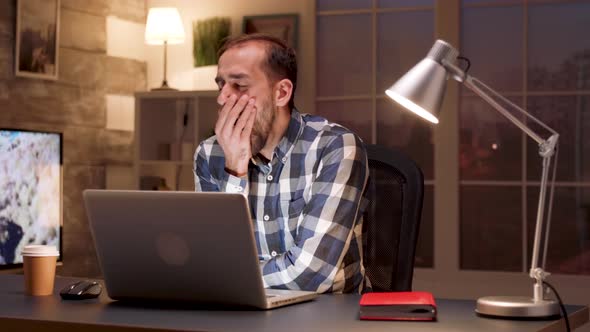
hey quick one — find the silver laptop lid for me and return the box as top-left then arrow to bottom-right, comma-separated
83,190 -> 268,308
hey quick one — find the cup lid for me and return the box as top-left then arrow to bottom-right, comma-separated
21,245 -> 59,257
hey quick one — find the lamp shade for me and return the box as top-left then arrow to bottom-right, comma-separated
145,7 -> 185,45
385,40 -> 460,124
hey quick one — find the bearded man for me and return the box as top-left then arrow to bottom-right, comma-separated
194,34 -> 369,294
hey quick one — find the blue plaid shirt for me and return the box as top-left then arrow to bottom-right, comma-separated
193,109 -> 368,293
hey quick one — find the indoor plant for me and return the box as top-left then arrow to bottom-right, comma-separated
193,17 -> 231,67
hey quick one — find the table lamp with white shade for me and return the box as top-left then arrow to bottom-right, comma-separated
385,40 -> 564,320
145,7 -> 185,90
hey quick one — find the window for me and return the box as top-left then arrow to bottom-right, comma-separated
459,0 -> 590,275
316,0 -> 435,267
316,0 -> 590,283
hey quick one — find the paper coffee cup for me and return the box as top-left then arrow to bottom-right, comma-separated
22,245 -> 59,296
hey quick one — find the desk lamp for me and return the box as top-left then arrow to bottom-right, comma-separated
145,7 -> 185,90
386,39 -> 560,318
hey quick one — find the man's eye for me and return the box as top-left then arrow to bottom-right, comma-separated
234,83 -> 247,90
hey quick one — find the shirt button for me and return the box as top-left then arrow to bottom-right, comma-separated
281,157 -> 287,163
236,186 -> 243,192
263,215 -> 270,221
271,251 -> 277,257
267,175 -> 273,181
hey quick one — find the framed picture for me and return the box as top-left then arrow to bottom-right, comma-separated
15,0 -> 60,80
243,14 -> 299,51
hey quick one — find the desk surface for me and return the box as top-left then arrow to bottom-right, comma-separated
0,275 -> 587,332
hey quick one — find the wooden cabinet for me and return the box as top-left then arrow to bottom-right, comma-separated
134,90 -> 218,191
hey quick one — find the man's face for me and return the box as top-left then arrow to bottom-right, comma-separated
216,42 -> 276,156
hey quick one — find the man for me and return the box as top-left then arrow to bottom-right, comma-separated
193,34 -> 368,294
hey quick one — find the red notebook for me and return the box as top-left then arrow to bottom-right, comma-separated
359,291 -> 437,321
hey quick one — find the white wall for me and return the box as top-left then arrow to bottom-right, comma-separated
146,0 -> 316,114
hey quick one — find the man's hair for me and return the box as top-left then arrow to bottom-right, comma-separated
218,33 -> 297,110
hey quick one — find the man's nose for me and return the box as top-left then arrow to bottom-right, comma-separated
217,84 -> 236,106
217,87 -> 228,106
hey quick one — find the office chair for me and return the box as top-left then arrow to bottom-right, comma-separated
362,144 -> 424,292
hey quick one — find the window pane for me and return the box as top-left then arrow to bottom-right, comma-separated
461,186 -> 522,272
315,100 -> 372,143
378,0 -> 434,9
459,96 -> 523,181
377,10 -> 434,94
526,96 -> 589,182
527,186 -> 590,275
317,15 -> 372,97
317,0 -> 371,11
461,4 -> 523,93
415,185 -> 434,268
528,3 -> 590,91
377,98 -> 434,180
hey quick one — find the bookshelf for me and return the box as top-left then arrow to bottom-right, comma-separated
134,90 -> 218,191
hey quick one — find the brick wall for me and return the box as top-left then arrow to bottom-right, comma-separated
0,0 -> 147,277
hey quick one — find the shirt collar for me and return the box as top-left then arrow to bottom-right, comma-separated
274,108 -> 303,163
250,108 -> 303,172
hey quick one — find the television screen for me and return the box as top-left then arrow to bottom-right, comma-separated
0,129 -> 62,268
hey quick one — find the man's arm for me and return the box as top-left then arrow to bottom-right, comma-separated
193,141 -> 249,194
260,132 -> 368,293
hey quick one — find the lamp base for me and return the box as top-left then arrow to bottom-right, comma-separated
151,86 -> 178,91
151,81 -> 177,91
476,296 -> 560,318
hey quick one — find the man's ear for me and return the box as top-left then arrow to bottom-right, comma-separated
274,79 -> 293,108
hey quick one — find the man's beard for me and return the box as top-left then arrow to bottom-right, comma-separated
250,97 -> 275,156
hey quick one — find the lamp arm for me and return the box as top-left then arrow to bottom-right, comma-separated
463,75 -> 559,156
542,145 -> 559,273
441,60 -> 558,145
442,59 -> 560,302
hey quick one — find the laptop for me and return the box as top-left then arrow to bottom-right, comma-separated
83,189 -> 318,309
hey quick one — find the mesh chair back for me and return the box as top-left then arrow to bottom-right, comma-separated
362,144 -> 424,292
